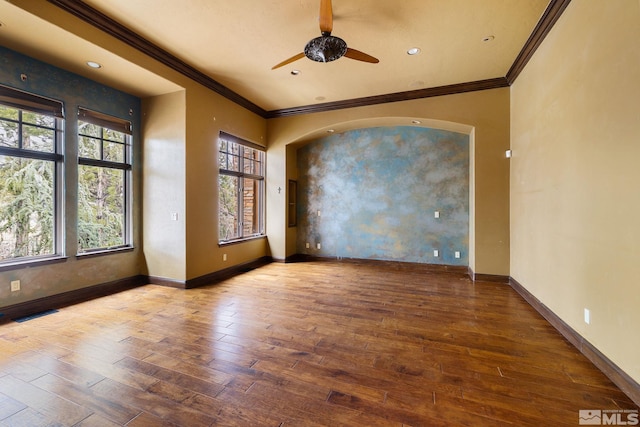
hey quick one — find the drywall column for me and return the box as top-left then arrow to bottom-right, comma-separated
142,91 -> 187,281
266,140 -> 288,261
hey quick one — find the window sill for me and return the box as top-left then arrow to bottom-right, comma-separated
76,246 -> 135,259
218,235 -> 266,247
0,255 -> 68,272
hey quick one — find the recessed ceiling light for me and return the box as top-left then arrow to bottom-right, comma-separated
315,96 -> 326,101
409,80 -> 425,88
407,47 -> 421,55
483,35 -> 495,42
327,129 -> 335,133
291,69 -> 300,75
86,61 -> 102,69
412,120 -> 422,125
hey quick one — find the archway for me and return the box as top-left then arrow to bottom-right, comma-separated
268,116 -> 476,271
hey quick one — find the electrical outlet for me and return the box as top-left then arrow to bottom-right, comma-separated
584,308 -> 590,325
222,253 -> 227,261
434,211 -> 440,219
316,243 -> 321,249
10,280 -> 20,292
433,249 -> 439,257
305,242 -> 310,249
455,251 -> 461,259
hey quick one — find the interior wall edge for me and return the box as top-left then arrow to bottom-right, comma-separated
467,268 -> 510,284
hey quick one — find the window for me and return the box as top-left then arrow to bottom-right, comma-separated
77,108 -> 132,253
0,85 -> 64,264
218,132 -> 265,242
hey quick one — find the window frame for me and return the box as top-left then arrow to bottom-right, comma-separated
76,107 -> 133,255
218,132 -> 265,244
0,85 -> 65,267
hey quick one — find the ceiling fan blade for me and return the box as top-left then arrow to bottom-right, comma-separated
319,0 -> 333,34
272,52 -> 306,70
344,48 -> 379,64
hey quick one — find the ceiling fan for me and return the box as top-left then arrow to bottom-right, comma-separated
272,0 -> 379,70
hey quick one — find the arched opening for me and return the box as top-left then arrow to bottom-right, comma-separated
277,117 -> 476,269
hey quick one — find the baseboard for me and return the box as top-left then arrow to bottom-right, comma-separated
287,254 -> 469,275
0,256 -> 274,322
282,253 -> 308,263
509,277 -> 640,407
0,275 -> 146,323
467,267 -> 510,284
146,275 -> 187,289
146,256 -> 274,289
4,259 -> 635,407
185,256 -> 272,288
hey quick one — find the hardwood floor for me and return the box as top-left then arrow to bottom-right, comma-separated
0,260 -> 637,426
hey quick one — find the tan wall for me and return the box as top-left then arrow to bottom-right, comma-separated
116,84 -> 271,284
184,88 -> 268,280
142,90 -> 187,281
267,88 -> 511,276
510,0 -> 640,382
141,83 -> 270,283
12,0 -> 272,284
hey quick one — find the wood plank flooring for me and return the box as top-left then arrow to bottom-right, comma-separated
0,260 -> 637,426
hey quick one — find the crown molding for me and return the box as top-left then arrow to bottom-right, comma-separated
265,78 -> 510,118
506,0 -> 572,84
47,0 -> 268,118
47,0 -> 570,119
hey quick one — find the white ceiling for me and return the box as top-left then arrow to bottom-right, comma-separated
0,0 -> 551,112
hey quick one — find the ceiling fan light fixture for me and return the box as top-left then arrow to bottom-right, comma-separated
272,0 -> 378,69
304,35 -> 348,63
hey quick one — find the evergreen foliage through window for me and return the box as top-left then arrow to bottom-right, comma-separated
77,108 -> 132,253
0,86 -> 63,263
218,132 -> 265,242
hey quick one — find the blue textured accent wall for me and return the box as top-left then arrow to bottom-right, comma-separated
0,46 -> 139,124
297,126 -> 469,265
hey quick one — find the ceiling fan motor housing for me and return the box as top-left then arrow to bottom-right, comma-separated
304,35 -> 348,63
